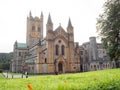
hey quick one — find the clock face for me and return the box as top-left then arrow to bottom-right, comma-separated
31,32 -> 41,37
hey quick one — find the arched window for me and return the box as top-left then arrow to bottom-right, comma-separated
94,65 -> 96,70
91,65 -> 92,69
61,45 -> 65,55
19,52 -> 21,56
45,58 -> 47,63
38,27 -> 41,32
56,45 -> 59,55
97,65 -> 99,69
32,26 -> 35,31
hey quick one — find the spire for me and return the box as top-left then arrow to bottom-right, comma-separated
47,13 -> 52,24
68,18 -> 73,28
15,40 -> 17,44
41,11 -> 43,17
59,23 -> 61,26
29,11 -> 32,17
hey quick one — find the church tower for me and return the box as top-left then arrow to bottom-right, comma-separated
67,18 -> 74,42
67,18 -> 75,72
26,11 -> 43,47
46,13 -> 53,31
46,13 -> 54,64
46,13 -> 53,40
89,37 -> 98,61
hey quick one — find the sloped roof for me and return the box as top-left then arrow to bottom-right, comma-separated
17,43 -> 27,48
25,59 -> 34,63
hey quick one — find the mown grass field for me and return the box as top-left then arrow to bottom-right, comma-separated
0,73 -> 5,79
0,69 -> 120,90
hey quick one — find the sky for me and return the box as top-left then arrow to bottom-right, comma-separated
0,0 -> 105,53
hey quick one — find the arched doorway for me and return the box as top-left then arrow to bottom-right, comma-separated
58,63 -> 63,73
94,65 -> 97,70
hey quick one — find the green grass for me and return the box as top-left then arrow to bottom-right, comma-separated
0,69 -> 120,90
0,73 -> 5,79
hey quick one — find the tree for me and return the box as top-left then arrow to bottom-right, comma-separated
0,52 -> 13,70
97,0 -> 120,67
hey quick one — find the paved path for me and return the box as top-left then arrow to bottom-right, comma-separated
2,72 -> 27,78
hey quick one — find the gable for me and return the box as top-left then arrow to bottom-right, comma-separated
54,26 -> 68,40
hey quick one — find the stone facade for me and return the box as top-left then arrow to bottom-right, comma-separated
11,12 -> 80,74
80,37 -> 116,72
11,12 -> 117,74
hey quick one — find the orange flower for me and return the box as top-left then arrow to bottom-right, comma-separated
27,84 -> 33,90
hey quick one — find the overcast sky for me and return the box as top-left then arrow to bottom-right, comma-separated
0,0 -> 105,53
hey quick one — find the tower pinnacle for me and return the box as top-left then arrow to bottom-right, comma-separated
41,11 -> 43,17
68,18 -> 73,28
47,13 -> 52,24
29,11 -> 32,17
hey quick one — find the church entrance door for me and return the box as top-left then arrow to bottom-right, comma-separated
58,63 -> 63,73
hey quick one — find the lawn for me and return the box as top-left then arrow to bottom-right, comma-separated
0,73 -> 5,79
0,69 -> 120,90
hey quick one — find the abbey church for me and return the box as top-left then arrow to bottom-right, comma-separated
11,12 -> 117,74
11,12 -> 80,74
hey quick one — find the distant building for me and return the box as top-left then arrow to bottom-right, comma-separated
80,37 -> 116,72
11,12 -> 80,74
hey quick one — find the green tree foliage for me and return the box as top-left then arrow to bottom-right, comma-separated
97,0 -> 120,63
0,52 -> 13,70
